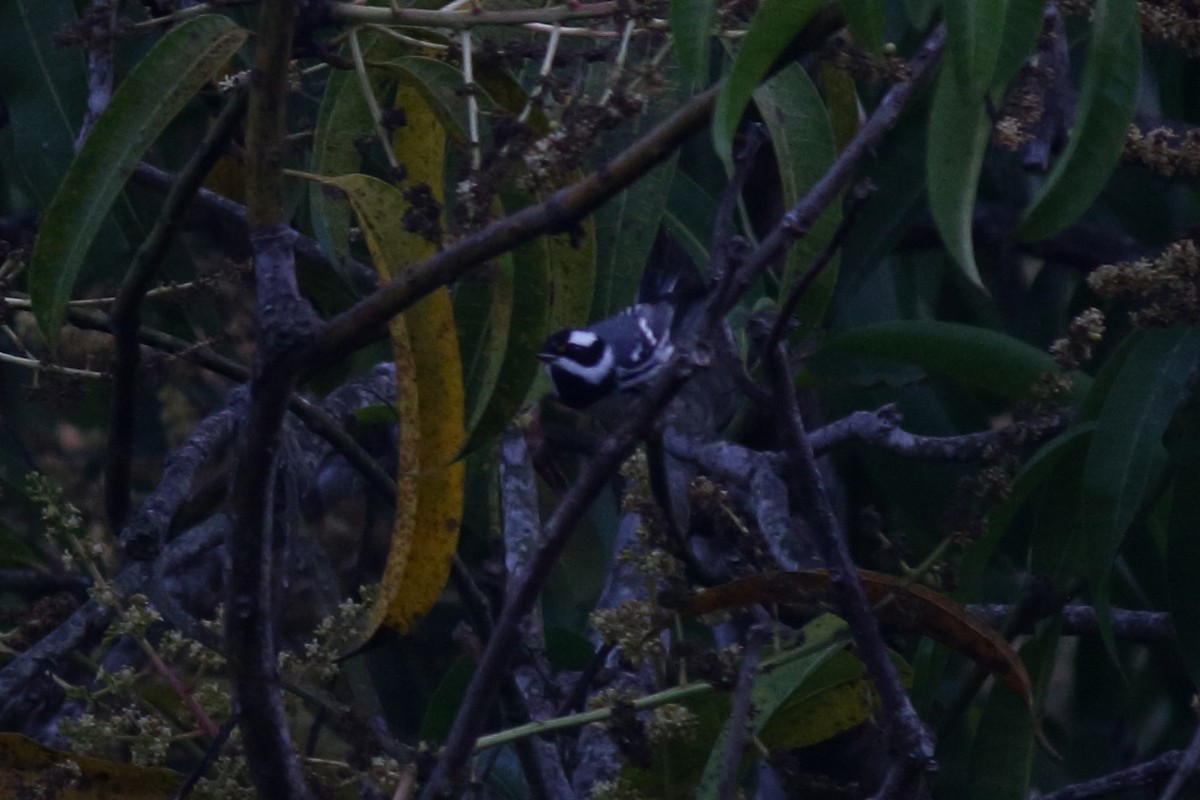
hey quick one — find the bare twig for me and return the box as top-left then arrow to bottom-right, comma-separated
418,354 -> 697,798
107,89 -> 248,538
330,1 -> 620,29
1039,749 -> 1182,800
767,344 -> 936,778
717,628 -> 765,799
76,0 -> 119,147
967,604 -> 1175,643
1160,722 -> 1200,800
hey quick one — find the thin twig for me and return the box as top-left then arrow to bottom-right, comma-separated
717,628 -> 764,799
349,28 -> 399,170
330,1 -> 620,29
767,344 -> 936,778
105,88 -> 248,537
419,354 -> 697,798
1039,750 -> 1182,800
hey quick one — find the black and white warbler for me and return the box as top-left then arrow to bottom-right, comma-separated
537,262 -> 681,409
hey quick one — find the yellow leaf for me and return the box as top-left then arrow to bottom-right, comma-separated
319,81 -> 464,635
0,733 -> 184,800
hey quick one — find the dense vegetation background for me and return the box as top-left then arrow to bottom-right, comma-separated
1,0 -> 1198,798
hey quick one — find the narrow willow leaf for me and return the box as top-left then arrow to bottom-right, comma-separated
28,15 -> 248,347
927,66 -> 989,289
813,320 -> 1092,401
383,55 -> 497,143
944,0 -> 1008,95
1166,394 -> 1200,687
1016,0 -> 1141,241
695,616 -> 850,799
0,0 -> 85,206
309,36 -> 396,269
0,732 -> 184,799
457,212 -> 551,455
754,63 -> 840,335
318,84 -> 465,634
840,0 -> 885,54
1081,326 -> 1200,656
960,425 -> 1094,601
966,626 -> 1060,800
711,0 -> 824,166
665,170 -> 717,270
992,0 -> 1050,92
669,0 -> 716,83
454,251 -> 515,439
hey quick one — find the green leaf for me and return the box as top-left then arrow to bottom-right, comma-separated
926,66 -> 990,289
1165,392 -> 1200,687
1081,325 -> 1200,656
812,320 -> 1091,401
711,0 -> 823,166
840,0 -> 885,54
0,0 -> 85,207
419,656 -> 475,742
966,625 -> 1059,800
309,38 -> 396,271
28,15 -> 248,347
592,155 -> 676,321
944,0 -> 1008,95
454,251 -> 515,439
958,424 -> 1095,602
383,56 -> 491,144
1016,0 -> 1141,241
992,0 -> 1049,92
754,63 -> 841,336
457,198 -> 551,454
670,0 -> 716,83
664,170 -> 716,270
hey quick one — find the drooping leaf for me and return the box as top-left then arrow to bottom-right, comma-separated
944,0 -> 1008,95
457,204 -> 551,455
0,733 -> 183,800
28,14 -> 248,347
756,649 -> 912,749
1165,392 -> 1200,687
317,85 -> 465,634
0,0 -> 85,206
927,65 -> 989,289
811,320 -> 1091,401
680,570 -> 1038,716
966,625 -> 1060,800
839,0 -> 885,54
694,616 -> 851,799
382,56 -> 490,144
754,63 -> 841,335
712,0 -> 824,166
310,35 -> 396,269
454,250 -> 515,439
955,424 -> 1095,610
1080,325 -> 1200,656
1016,0 -> 1141,241
816,62 -> 859,152
669,0 -> 716,83
592,124 -> 677,318
664,170 -> 716,270
992,0 -> 1051,92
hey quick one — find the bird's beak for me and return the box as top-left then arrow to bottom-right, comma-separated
536,352 -> 554,363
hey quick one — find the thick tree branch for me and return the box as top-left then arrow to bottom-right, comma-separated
225,0 -> 315,797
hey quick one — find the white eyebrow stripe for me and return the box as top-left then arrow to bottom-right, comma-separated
567,330 -> 599,348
